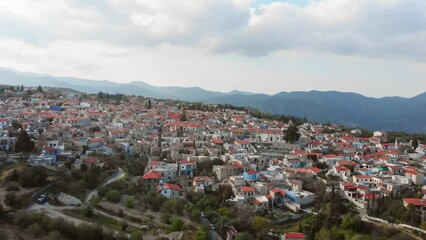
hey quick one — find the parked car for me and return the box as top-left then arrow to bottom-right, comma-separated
201,212 -> 206,218
37,194 -> 49,204
211,224 -> 216,230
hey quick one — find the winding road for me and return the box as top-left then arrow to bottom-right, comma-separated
85,167 -> 125,203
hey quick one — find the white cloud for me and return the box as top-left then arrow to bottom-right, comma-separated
0,0 -> 425,97
0,0 -> 424,60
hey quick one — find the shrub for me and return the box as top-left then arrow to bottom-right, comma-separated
5,181 -> 20,191
48,231 -> 65,240
118,209 -> 124,217
105,189 -> 121,203
82,205 -> 94,217
190,209 -> 201,221
18,167 -> 47,188
4,192 -> 19,209
161,213 -> 172,224
169,218 -> 184,232
130,230 -> 144,240
120,221 -> 128,231
27,223 -> 44,238
0,229 -> 7,240
126,198 -> 135,208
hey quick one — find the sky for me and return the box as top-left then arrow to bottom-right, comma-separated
0,0 -> 425,97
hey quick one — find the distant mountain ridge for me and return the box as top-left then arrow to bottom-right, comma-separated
0,68 -> 425,133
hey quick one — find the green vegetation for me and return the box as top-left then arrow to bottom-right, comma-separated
169,218 -> 184,232
126,198 -> 135,208
14,129 -> 34,153
0,229 -> 7,240
284,125 -> 301,143
49,164 -> 112,199
13,211 -> 121,240
106,189 -> 122,203
63,209 -> 138,233
18,166 -> 47,188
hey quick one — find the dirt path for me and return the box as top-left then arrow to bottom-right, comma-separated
85,167 -> 125,203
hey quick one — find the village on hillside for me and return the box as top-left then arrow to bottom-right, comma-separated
0,85 -> 425,240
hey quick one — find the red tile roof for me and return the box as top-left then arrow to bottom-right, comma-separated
82,157 -> 97,165
403,198 -> 426,206
284,232 -> 305,239
162,183 -> 182,191
405,169 -> 421,175
241,186 -> 255,192
142,171 -> 161,179
308,167 -> 321,173
149,161 -> 163,166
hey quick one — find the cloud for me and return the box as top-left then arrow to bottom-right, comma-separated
0,0 -> 425,61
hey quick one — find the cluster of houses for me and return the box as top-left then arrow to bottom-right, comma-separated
1,89 -> 426,240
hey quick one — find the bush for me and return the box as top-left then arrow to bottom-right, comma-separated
18,167 -> 47,188
105,189 -> 121,203
27,223 -> 44,238
120,221 -> 128,231
91,194 -> 100,206
5,181 -> 20,191
76,224 -> 104,240
4,192 -> 19,209
126,198 -> 135,208
0,229 -> 7,240
115,232 -> 128,240
82,205 -> 94,217
170,218 -> 184,232
98,186 -> 109,198
48,231 -> 65,240
190,209 -> 201,221
130,230 -> 144,240
161,213 -> 172,224
341,213 -> 362,231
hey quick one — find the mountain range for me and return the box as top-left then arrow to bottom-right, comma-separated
1,67 -> 425,133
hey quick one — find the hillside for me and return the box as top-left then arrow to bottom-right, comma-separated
1,68 -> 425,132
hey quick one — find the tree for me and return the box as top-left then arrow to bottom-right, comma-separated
235,232 -> 253,240
4,192 -> 18,208
411,139 -> 419,150
105,189 -> 122,203
18,167 -> 47,188
170,218 -> 184,232
82,205 -> 94,217
193,227 -> 207,240
11,120 -> 21,130
341,213 -> 362,231
252,216 -> 268,233
405,204 -> 420,225
146,99 -> 152,110
15,129 -> 34,153
86,165 -> 101,188
89,126 -> 101,133
179,111 -> 188,121
315,228 -> 330,240
420,221 -> 426,230
284,126 -> 301,143
130,230 -> 144,240
80,163 -> 88,172
126,198 -> 135,208
37,85 -> 43,93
